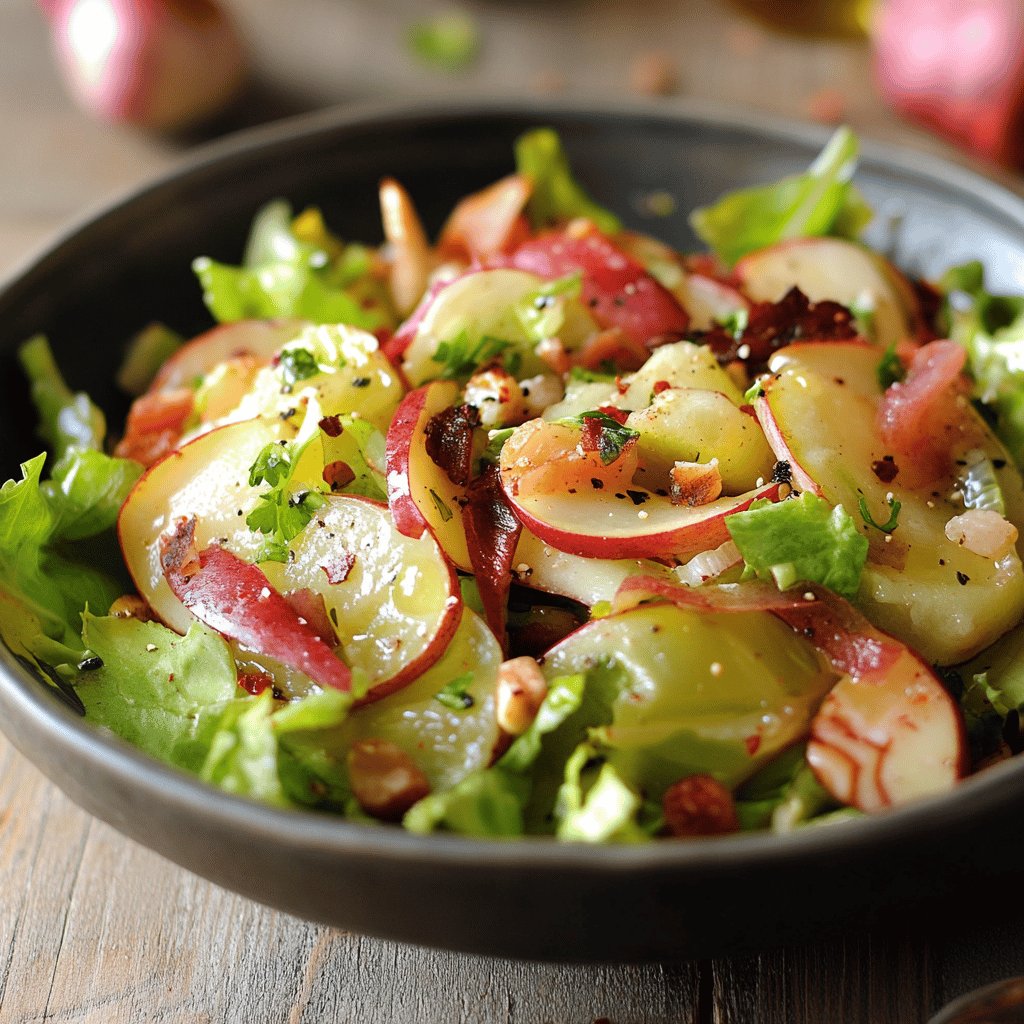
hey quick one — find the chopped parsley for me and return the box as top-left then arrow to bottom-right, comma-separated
278,346 -> 321,386
876,343 -> 905,391
561,409 -> 639,466
858,494 -> 901,533
428,488 -> 454,523
431,330 -> 516,381
435,672 -> 475,710
246,440 -> 325,562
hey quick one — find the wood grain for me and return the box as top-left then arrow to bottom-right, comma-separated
1,0 -> 1020,1020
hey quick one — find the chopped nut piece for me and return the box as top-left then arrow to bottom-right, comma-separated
944,509 -> 1019,559
669,459 -> 723,507
464,366 -> 525,427
495,656 -> 548,736
519,373 -> 564,418
347,739 -> 431,821
663,774 -> 739,838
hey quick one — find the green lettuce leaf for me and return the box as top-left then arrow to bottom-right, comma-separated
19,335 -> 105,459
0,455 -> 125,650
78,613 -> 239,772
554,743 -> 644,843
515,128 -> 622,234
44,447 -> 141,541
403,671 -> 592,837
942,261 -> 1024,467
193,200 -> 390,331
690,126 -> 873,267
78,612 -> 352,806
726,492 -> 868,599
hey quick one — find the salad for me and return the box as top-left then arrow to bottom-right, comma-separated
4,126 -> 1024,843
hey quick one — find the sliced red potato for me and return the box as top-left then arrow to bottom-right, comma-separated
119,419 -> 286,630
161,530 -> 351,693
336,609 -> 502,792
626,387 -> 776,496
499,415 -> 780,560
735,237 -> 913,349
754,340 -> 1024,664
379,178 -> 434,318
400,268 -> 599,387
228,324 -> 405,435
260,496 -> 462,703
150,319 -> 305,392
615,339 -> 745,410
385,380 -> 472,570
612,575 -> 966,811
677,274 -> 749,331
119,418 -> 461,700
509,228 -> 690,346
541,601 -> 836,794
511,528 -> 673,606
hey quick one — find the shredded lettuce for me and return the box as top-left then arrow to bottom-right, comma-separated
726,492 -> 868,599
943,261 -> 1024,467
193,200 -> 391,330
690,126 -> 873,266
735,745 -> 837,831
515,128 -> 622,234
403,672 -> 590,837
20,335 -> 106,459
78,612 -> 352,807
554,743 -> 644,843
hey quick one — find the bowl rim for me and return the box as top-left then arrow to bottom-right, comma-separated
3,94 -> 1024,873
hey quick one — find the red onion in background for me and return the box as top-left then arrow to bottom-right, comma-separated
873,0 -> 1024,167
40,0 -> 247,131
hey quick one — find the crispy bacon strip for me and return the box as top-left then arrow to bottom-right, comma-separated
463,464 -> 522,647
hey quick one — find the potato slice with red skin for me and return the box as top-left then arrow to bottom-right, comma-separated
120,418 -> 462,700
612,575 -> 966,811
499,415 -> 780,560
150,319 -> 304,392
753,340 -> 1024,664
260,496 -> 463,704
508,228 -> 690,346
735,237 -> 914,349
161,528 -> 351,692
385,380 -> 471,570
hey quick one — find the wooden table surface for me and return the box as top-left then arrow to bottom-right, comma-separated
3,1 -> 1024,1021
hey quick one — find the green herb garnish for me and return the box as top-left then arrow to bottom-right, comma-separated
858,494 -> 901,533
435,672 -> 475,710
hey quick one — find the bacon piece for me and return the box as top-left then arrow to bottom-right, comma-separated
877,339 -> 969,487
694,287 -> 861,372
115,387 -> 194,467
423,403 -> 481,487
463,464 -> 522,646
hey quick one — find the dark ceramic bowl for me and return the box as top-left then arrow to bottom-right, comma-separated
3,99 -> 1024,962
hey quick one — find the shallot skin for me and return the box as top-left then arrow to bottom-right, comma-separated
42,0 -> 247,131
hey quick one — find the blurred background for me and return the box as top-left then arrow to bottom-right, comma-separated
6,0 -> 1024,282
